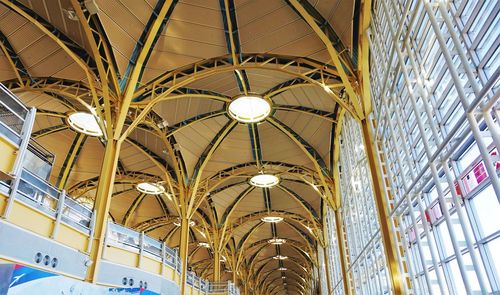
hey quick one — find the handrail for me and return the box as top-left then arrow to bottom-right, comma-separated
106,221 -> 240,294
0,83 -> 28,137
0,83 -> 239,294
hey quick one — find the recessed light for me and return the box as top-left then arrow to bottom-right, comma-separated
268,238 -> 286,245
67,112 -> 103,136
198,242 -> 210,248
136,182 -> 165,195
278,267 -> 287,271
261,216 -> 284,223
173,219 -> 195,227
249,174 -> 279,188
228,94 -> 271,123
273,255 -> 288,260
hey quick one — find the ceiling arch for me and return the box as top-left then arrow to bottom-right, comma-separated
0,0 -> 362,293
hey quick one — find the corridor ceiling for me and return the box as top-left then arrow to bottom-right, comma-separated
0,0 -> 364,293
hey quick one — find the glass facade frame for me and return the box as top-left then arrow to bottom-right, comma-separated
323,0 -> 499,294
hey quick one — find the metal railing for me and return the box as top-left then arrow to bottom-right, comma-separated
208,282 -> 240,295
0,83 -> 240,294
0,83 -> 28,145
106,221 -> 240,294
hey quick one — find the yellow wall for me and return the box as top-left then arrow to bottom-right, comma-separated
0,136 -> 16,178
0,193 -> 7,214
56,223 -> 89,252
9,201 -> 53,237
103,246 -> 139,268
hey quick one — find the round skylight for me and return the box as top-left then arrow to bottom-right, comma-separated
268,238 -> 286,245
228,95 -> 271,123
250,174 -> 279,188
261,216 -> 284,223
136,182 -> 165,195
273,255 -> 288,260
67,112 -> 103,136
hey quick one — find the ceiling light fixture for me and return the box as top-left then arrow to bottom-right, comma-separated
173,219 -> 195,227
268,238 -> 286,245
198,242 -> 210,248
249,173 -> 279,188
228,94 -> 271,123
136,182 -> 165,195
261,216 -> 284,223
278,267 -> 287,271
67,112 -> 103,136
273,255 -> 288,260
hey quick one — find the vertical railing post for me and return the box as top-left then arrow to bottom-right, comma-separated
86,210 -> 97,253
3,107 -> 36,219
138,231 -> 145,268
51,189 -> 66,239
173,248 -> 179,281
161,241 -> 166,276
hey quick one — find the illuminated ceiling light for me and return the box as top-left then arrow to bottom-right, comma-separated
278,267 -> 287,271
268,238 -> 286,245
249,173 -> 279,188
228,94 -> 271,123
136,182 -> 165,195
261,216 -> 283,223
198,242 -> 210,248
173,219 -> 195,227
282,276 -> 286,279
67,112 -> 103,136
273,255 -> 288,260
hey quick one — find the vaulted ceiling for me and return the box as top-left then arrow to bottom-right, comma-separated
0,0 -> 363,293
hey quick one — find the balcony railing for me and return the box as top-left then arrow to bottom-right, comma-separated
0,83 -> 240,294
0,83 -> 28,146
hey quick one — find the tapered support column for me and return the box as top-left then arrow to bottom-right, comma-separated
86,139 -> 121,282
360,119 -> 403,294
179,216 -> 190,295
213,229 -> 221,282
213,248 -> 221,282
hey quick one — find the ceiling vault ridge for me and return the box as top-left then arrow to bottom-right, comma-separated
0,0 -> 368,290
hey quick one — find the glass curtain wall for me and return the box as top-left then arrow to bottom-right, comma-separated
325,0 -> 499,294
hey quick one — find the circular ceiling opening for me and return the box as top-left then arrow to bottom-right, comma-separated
261,216 -> 284,223
136,182 -> 165,195
228,95 -> 271,123
250,174 -> 279,188
268,238 -> 286,245
67,112 -> 103,136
